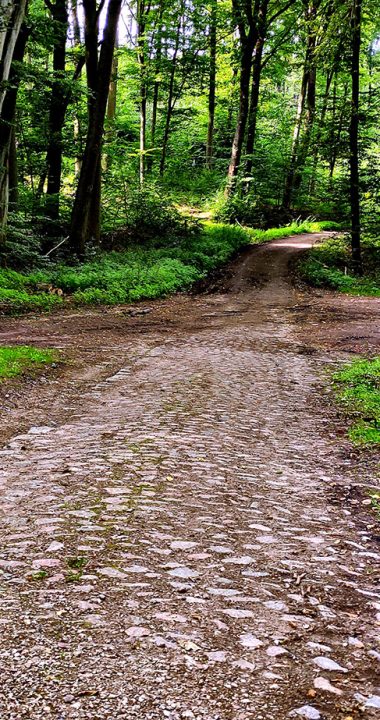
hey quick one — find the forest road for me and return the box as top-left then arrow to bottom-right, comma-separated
0,232 -> 380,720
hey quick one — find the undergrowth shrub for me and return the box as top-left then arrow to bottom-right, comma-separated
103,185 -> 189,245
0,221 -> 338,313
333,358 -> 380,446
299,234 -> 380,296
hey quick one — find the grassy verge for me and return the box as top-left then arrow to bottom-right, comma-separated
298,234 -> 380,296
333,357 -> 380,446
0,220 -> 337,314
0,346 -> 58,380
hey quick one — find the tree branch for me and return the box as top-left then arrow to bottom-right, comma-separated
267,0 -> 296,26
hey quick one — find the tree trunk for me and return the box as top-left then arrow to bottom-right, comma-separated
226,36 -> 255,193
71,0 -> 82,176
0,0 -> 27,115
8,125 -> 18,209
309,70 -> 332,195
329,82 -> 348,180
148,2 -> 164,171
159,14 -> 182,177
349,0 -> 362,273
291,51 -> 316,195
245,0 -> 268,178
137,0 -> 147,185
45,0 -> 69,221
0,14 -> 28,244
283,2 -> 316,208
206,0 -> 217,169
104,30 -> 118,170
69,0 -> 122,258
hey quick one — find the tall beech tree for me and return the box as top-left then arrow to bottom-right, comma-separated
226,0 -> 259,191
206,0 -> 217,168
44,0 -> 69,220
69,0 -> 123,257
283,0 -> 319,208
0,0 -> 28,241
349,0 -> 362,272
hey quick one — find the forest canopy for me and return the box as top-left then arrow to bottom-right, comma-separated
0,0 -> 379,275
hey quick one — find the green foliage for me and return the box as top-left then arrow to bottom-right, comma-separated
0,222 -> 337,313
0,223 -> 250,310
0,289 -> 62,312
0,345 -> 58,379
102,185 -> 189,239
298,234 -> 380,296
333,358 -> 380,446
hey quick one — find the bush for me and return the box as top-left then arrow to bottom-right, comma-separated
103,185 -> 189,246
298,234 -> 380,296
0,220 -> 337,313
333,358 -> 380,446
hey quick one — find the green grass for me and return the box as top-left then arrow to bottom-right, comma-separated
333,357 -> 380,446
369,490 -> 380,519
0,345 -> 58,379
0,220 -> 335,313
299,234 -> 380,296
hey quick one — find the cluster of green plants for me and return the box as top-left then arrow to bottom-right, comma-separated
0,220 -> 334,313
333,357 -> 380,446
298,234 -> 380,296
0,345 -> 58,379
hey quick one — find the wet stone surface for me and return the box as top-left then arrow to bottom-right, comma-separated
0,235 -> 379,719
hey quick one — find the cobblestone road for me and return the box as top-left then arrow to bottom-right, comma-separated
0,235 -> 379,719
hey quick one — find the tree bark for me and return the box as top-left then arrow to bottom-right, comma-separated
137,0 -> 147,185
225,0 -> 261,195
283,1 -> 316,208
309,69 -> 332,195
0,14 -> 29,243
70,0 -> 82,176
8,125 -> 17,208
159,12 -> 181,176
69,0 -> 122,257
206,0 -> 217,169
245,0 -> 268,178
226,38 -> 255,192
0,0 -> 27,114
104,29 -> 118,170
349,0 -> 362,273
328,81 -> 348,180
45,0 -> 69,220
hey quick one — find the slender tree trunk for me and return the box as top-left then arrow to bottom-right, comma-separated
8,125 -> 17,208
45,0 -> 69,220
104,30 -> 118,170
329,83 -> 348,180
292,54 -> 316,194
137,0 -> 147,185
159,14 -> 181,177
206,0 -> 217,169
245,0 -> 268,178
309,70 -> 332,195
69,0 -> 122,257
226,37 -> 255,194
0,0 -> 27,115
71,0 -> 82,176
350,0 -> 362,273
147,2 -> 163,172
283,2 -> 317,208
0,13 -> 28,243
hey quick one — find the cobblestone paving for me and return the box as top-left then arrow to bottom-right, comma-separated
0,236 -> 379,719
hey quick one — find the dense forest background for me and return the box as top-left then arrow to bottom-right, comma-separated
0,0 -> 379,276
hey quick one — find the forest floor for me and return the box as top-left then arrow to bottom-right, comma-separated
0,232 -> 379,720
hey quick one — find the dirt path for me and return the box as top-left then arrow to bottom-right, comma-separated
0,233 -> 379,720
